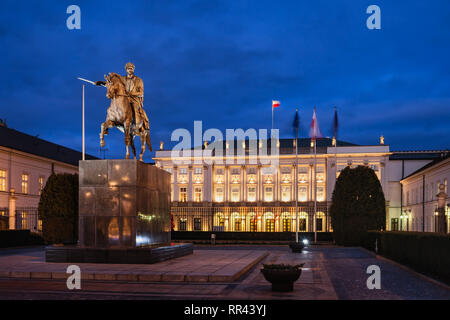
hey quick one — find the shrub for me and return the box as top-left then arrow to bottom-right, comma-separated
330,166 -> 386,246
38,173 -> 78,244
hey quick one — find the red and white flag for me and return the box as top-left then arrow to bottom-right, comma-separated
272,100 -> 280,108
309,108 -> 322,140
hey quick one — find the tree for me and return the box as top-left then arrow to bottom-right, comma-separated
38,173 -> 78,244
330,166 -> 386,246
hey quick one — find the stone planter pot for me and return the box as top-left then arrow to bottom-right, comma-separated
261,265 -> 303,292
289,241 -> 304,253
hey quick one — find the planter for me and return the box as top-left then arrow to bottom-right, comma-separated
261,264 -> 304,292
289,241 -> 305,253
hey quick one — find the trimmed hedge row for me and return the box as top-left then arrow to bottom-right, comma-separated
367,231 -> 450,285
0,230 -> 45,248
172,231 -> 333,242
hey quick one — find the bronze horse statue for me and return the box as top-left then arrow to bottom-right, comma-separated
100,72 -> 152,161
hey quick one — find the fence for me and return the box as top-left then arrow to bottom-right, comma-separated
0,207 -> 41,233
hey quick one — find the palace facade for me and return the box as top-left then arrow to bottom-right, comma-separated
154,137 -> 447,234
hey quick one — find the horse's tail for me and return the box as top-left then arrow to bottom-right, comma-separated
146,130 -> 152,152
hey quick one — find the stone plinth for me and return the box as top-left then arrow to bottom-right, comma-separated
78,159 -> 171,248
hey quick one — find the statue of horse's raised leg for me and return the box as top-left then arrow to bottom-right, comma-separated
100,120 -> 114,148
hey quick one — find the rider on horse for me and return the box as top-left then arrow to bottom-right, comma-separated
97,62 -> 149,135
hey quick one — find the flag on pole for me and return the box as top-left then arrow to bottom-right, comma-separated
333,106 -> 339,138
309,107 -> 322,140
272,100 -> 280,108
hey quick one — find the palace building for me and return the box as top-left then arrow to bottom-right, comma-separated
154,137 -> 447,234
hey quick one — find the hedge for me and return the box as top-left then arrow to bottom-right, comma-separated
0,230 -> 45,248
171,231 -> 333,242
367,231 -> 450,285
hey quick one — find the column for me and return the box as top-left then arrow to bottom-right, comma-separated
225,166 -> 229,202
188,166 -> 193,202
241,165 -> 246,202
8,188 -> 16,230
257,165 -> 262,202
173,166 -> 178,202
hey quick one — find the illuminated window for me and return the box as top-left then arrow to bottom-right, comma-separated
164,167 -> 172,174
194,167 -> 202,174
215,187 -> 224,202
180,187 -> 187,202
281,167 -> 291,174
179,168 -> 187,174
265,213 -> 275,232
317,186 -> 325,201
0,170 -> 6,192
281,186 -> 290,202
194,218 -> 201,231
248,186 -> 256,202
445,179 -> 448,194
21,174 -> 29,194
231,187 -> 240,202
248,167 -> 256,175
194,187 -> 202,202
264,186 -> 273,202
299,218 -> 307,231
179,218 -> 187,231
282,218 -> 291,232
299,187 -> 307,202
38,176 -> 45,195
231,168 -> 240,175
216,168 -> 224,175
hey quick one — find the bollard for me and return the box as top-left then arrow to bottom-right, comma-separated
211,233 -> 216,245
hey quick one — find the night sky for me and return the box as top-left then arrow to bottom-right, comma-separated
1,1 -> 449,161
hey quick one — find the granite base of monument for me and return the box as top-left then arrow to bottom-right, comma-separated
46,159 -> 193,264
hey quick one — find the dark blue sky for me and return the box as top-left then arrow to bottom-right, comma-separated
1,0 -> 449,161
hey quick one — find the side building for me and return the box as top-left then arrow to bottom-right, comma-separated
0,124 -> 96,232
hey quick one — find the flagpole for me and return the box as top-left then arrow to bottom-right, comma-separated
295,109 -> 299,243
272,105 -> 274,134
313,107 -> 317,244
82,84 -> 85,161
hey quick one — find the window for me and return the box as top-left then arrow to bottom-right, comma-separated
179,218 -> 187,231
299,218 -> 307,231
231,168 -> 240,175
406,191 -> 410,205
0,170 -> 6,192
38,176 -> 45,195
250,219 -> 257,232
21,174 -> 29,194
179,168 -> 187,174
316,218 -> 323,232
231,187 -> 240,202
248,167 -> 256,175
299,187 -> 307,202
216,168 -> 224,175
445,179 -> 448,194
281,186 -> 290,202
180,187 -> 187,202
164,167 -> 172,174
248,186 -> 256,202
266,218 -> 275,232
194,218 -> 202,231
264,186 -> 273,202
194,187 -> 202,202
391,218 -> 399,231
317,186 -> 325,201
281,167 -> 291,174
215,187 -> 224,202
282,218 -> 291,232
194,167 -> 202,174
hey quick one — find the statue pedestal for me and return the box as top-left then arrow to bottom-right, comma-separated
46,160 -> 193,264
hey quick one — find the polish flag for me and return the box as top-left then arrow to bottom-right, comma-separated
272,100 -> 280,108
309,108 -> 322,140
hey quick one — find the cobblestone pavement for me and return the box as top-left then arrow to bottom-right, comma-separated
0,245 -> 448,300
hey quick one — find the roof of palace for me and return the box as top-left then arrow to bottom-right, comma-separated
389,150 -> 449,161
402,152 -> 450,180
0,125 -> 97,166
195,138 -> 359,156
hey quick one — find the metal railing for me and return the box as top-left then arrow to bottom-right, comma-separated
0,207 -> 41,232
